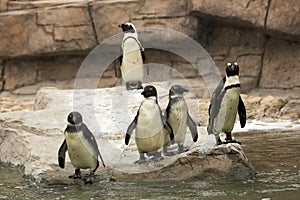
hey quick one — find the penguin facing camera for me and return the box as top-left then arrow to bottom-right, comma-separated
207,62 -> 246,145
58,111 -> 105,184
163,85 -> 198,155
116,22 -> 146,90
125,85 -> 174,164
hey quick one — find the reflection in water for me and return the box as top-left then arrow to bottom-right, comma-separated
0,131 -> 299,199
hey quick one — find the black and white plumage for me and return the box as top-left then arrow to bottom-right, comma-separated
164,85 -> 198,155
125,85 -> 174,164
207,62 -> 246,145
58,112 -> 105,183
116,22 -> 146,90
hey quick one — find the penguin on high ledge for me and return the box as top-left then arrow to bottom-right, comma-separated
116,22 -> 146,90
207,61 -> 246,145
163,85 -> 198,155
58,111 -> 105,184
125,85 -> 174,164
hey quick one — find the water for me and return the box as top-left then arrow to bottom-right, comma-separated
1,130 -> 299,199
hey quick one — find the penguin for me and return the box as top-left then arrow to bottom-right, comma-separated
163,85 -> 198,155
58,111 -> 105,183
125,85 -> 174,164
116,22 -> 146,90
207,61 -> 246,145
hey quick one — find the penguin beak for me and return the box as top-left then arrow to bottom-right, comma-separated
118,24 -> 124,28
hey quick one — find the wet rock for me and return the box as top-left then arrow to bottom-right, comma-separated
0,85 -> 256,184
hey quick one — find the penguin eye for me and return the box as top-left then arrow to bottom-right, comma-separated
227,62 -> 231,67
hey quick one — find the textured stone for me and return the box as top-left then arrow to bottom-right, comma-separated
0,0 -> 8,11
4,60 -> 37,90
237,55 -> 262,77
0,5 -> 96,58
260,39 -> 300,88
136,0 -> 188,18
240,77 -> 259,93
267,0 -> 300,37
191,0 -> 268,27
91,1 -> 140,43
36,56 -> 83,81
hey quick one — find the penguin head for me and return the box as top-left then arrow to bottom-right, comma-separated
67,111 -> 83,125
226,62 -> 239,77
141,85 -> 157,99
170,85 -> 189,96
118,22 -> 136,33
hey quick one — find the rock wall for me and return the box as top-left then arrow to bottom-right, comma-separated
0,0 -> 299,95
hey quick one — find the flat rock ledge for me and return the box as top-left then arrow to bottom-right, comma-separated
0,84 -> 256,184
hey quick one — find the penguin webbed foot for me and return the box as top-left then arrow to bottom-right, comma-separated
69,169 -> 82,179
178,144 -> 186,154
134,158 -> 147,164
82,172 -> 95,184
149,152 -> 164,162
224,132 -> 241,145
224,139 -> 241,145
163,147 -> 176,156
126,82 -> 143,90
134,153 -> 147,164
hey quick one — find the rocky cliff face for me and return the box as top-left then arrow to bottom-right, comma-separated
0,0 -> 299,95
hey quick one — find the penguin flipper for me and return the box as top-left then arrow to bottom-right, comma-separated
125,114 -> 138,145
58,139 -> 67,169
82,124 -> 105,167
207,77 -> 226,134
187,113 -> 198,142
141,48 -> 146,63
115,54 -> 122,78
165,121 -> 174,142
238,95 -> 246,128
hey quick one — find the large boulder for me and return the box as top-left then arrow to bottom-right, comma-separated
0,84 -> 256,184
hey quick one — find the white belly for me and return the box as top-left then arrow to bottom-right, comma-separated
136,99 -> 164,139
167,101 -> 188,144
213,87 -> 240,134
121,38 -> 143,82
65,131 -> 98,169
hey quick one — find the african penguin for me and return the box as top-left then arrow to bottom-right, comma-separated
207,62 -> 246,145
163,85 -> 198,155
116,22 -> 146,90
125,85 -> 174,164
58,111 -> 105,183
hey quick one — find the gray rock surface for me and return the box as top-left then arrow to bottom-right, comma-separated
0,85 -> 256,184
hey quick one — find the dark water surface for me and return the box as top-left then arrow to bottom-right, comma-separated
1,130 -> 299,199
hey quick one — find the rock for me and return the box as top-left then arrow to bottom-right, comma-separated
0,85 -> 256,183
4,60 -> 37,90
190,0 -> 268,27
0,4 -> 96,58
267,0 -> 300,37
260,39 -> 300,89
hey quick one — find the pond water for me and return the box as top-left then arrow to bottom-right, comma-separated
0,130 -> 299,199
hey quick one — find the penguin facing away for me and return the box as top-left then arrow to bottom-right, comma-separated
116,22 -> 146,90
125,85 -> 174,164
58,111 -> 105,183
164,85 -> 198,155
207,62 -> 246,145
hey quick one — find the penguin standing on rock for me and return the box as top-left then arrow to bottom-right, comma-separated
164,85 -> 198,155
125,85 -> 174,164
58,111 -> 105,184
116,22 -> 146,90
207,62 -> 246,145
